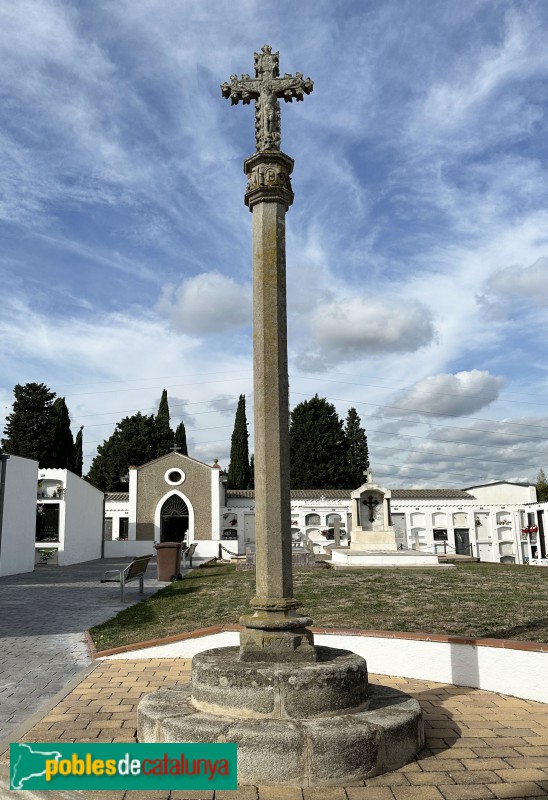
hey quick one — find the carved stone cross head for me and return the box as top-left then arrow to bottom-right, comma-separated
221,44 -> 313,152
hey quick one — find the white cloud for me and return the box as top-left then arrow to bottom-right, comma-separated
484,257 -> 548,306
299,296 -> 435,369
208,395 -> 239,417
156,272 -> 252,334
385,370 -> 504,418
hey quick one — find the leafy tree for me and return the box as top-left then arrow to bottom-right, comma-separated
536,468 -> 548,502
154,389 -> 175,457
50,397 -> 76,470
345,407 -> 370,487
2,383 -> 57,467
290,395 -> 349,489
87,412 -> 157,492
74,426 -> 84,477
174,421 -> 188,456
227,395 -> 251,489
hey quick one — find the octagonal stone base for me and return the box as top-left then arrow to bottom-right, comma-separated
138,646 -> 424,787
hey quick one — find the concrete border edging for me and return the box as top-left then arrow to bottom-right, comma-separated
99,626 -> 548,705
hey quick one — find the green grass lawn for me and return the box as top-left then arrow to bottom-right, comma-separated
90,561 -> 548,651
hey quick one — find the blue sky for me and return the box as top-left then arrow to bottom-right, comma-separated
2,0 -> 548,488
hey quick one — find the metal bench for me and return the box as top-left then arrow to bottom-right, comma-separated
100,555 -> 152,602
182,542 -> 198,569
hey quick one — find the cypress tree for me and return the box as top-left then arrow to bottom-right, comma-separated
87,412 -> 157,492
345,407 -> 370,487
249,453 -> 254,490
2,383 -> 56,467
289,395 -> 349,489
174,421 -> 188,456
154,389 -> 175,457
74,426 -> 84,476
50,397 -> 75,469
227,395 -> 251,489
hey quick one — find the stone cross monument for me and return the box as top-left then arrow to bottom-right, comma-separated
138,49 -> 424,786
222,45 -> 315,663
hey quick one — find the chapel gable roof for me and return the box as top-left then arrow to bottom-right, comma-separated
135,451 -> 216,471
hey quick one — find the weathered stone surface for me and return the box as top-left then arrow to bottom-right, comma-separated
137,686 -> 192,742
244,151 -> 294,211
302,715 -> 380,786
239,621 -> 316,663
366,685 -> 426,771
225,717 -> 305,785
191,646 -> 368,719
221,45 -> 313,153
138,675 -> 424,787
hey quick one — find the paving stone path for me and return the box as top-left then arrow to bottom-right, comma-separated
0,557 -> 167,747
1,657 -> 547,799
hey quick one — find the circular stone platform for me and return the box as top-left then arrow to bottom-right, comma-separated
138,646 -> 424,787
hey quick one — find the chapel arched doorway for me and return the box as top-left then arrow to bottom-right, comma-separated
160,495 -> 189,543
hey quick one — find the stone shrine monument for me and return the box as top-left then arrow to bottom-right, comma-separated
138,45 -> 424,786
332,470 -> 440,568
350,469 -> 398,553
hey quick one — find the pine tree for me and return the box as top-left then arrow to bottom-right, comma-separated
154,389 -> 174,457
227,395 -> 251,489
345,407 -> 370,487
50,397 -> 76,470
174,421 -> 188,456
2,383 -> 57,467
74,427 -> 84,476
87,412 -> 157,492
289,395 -> 349,489
536,468 -> 548,502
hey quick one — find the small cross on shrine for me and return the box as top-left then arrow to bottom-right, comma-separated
221,44 -> 313,152
171,444 -> 181,453
362,494 -> 379,523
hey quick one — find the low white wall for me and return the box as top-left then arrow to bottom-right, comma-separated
103,540 -> 156,558
321,634 -> 547,705
62,472 -> 103,565
102,540 -> 229,559
0,455 -> 38,577
104,630 -> 548,705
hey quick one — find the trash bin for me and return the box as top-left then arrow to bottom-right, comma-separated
154,542 -> 183,581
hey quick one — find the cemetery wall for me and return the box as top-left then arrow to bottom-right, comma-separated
466,481 -> 537,504
61,470 -> 103,565
0,454 -> 37,577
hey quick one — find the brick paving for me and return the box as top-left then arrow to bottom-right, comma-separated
0,659 -> 547,799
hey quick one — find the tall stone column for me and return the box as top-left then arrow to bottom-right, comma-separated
137,48 -> 425,786
239,152 -> 315,662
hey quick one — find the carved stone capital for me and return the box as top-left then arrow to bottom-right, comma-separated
244,151 -> 294,211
